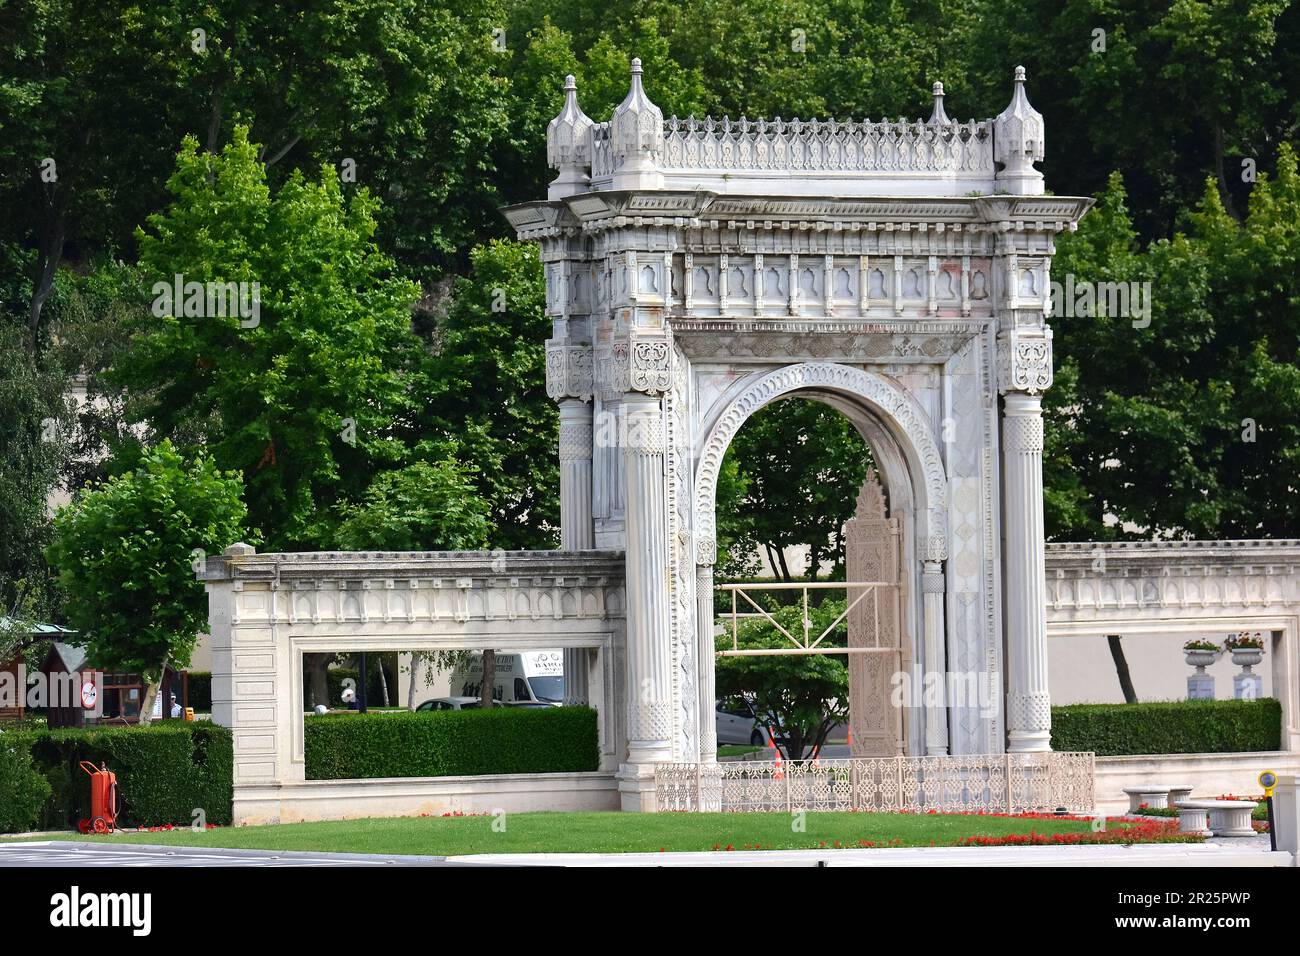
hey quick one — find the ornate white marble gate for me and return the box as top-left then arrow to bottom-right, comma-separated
504,62 -> 1093,809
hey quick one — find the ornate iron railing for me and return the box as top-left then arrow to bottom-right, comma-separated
717,580 -> 896,657
655,752 -> 1095,814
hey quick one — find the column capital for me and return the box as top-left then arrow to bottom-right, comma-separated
695,535 -> 717,567
628,333 -> 672,396
545,340 -> 594,402
997,326 -> 1053,395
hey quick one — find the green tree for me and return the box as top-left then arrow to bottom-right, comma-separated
414,240 -> 558,549
46,440 -> 250,719
1046,147 -> 1300,539
715,598 -> 849,760
0,321 -> 68,612
718,399 -> 871,581
118,126 -> 420,550
334,458 -> 492,551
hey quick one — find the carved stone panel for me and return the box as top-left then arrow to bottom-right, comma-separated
845,470 -> 905,757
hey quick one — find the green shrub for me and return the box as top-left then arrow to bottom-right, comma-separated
0,733 -> 53,833
186,671 -> 212,711
305,706 -> 599,779
1050,698 -> 1281,756
2,722 -> 233,831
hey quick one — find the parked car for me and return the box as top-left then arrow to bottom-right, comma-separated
716,698 -> 772,747
449,651 -> 564,705
415,696 -> 487,712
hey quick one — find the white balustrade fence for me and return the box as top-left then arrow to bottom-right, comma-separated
590,117 -> 994,181
656,752 -> 1096,814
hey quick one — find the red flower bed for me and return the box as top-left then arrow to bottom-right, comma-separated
956,817 -> 1198,847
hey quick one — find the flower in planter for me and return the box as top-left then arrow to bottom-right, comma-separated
1182,639 -> 1220,652
1224,631 -> 1264,651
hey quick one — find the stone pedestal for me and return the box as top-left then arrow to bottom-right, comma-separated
1187,673 -> 1215,700
1234,673 -> 1263,700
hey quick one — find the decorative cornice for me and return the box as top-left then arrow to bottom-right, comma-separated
199,549 -> 626,584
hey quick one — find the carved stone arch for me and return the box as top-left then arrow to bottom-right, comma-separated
693,362 -> 949,563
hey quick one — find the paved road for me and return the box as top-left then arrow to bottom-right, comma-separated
0,837 -> 1284,868
0,841 -> 449,867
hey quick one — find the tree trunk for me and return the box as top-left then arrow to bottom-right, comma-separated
480,649 -> 496,707
1106,635 -> 1139,704
407,654 -> 421,710
305,654 -> 330,708
137,659 -> 169,725
775,546 -> 793,583
1213,121 -> 1242,223
377,654 -> 390,706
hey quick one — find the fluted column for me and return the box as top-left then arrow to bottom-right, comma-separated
1001,391 -> 1052,752
922,561 -> 949,755
622,395 -> 673,764
695,550 -> 717,764
559,398 -> 594,705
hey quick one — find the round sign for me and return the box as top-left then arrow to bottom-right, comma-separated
80,680 -> 98,709
1259,770 -> 1277,795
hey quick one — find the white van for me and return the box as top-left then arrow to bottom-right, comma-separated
449,651 -> 564,705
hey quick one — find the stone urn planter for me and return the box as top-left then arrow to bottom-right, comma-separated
1230,647 -> 1264,668
1184,648 -> 1219,669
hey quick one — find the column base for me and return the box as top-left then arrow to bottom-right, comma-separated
1006,730 -> 1052,753
616,763 -> 660,812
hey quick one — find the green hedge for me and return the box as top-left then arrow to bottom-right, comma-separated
0,734 -> 52,833
0,723 -> 233,832
305,706 -> 599,780
1050,698 -> 1281,756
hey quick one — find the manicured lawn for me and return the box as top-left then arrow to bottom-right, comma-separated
717,745 -> 763,757
10,810 -> 1159,856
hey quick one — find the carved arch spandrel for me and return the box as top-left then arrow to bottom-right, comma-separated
692,362 -> 948,563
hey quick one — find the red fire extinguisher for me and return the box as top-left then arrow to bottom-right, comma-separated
76,761 -> 121,834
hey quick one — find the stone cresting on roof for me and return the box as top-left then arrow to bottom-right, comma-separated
545,60 -> 1047,199
198,544 -> 627,582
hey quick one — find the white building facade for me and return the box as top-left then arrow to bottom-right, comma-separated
504,61 -> 1093,809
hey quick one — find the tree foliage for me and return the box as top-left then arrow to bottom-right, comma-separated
715,598 -> 849,760
1046,145 -> 1300,538
118,127 -> 420,550
46,440 -> 250,676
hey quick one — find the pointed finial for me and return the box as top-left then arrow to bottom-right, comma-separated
609,54 -> 664,186
993,64 -> 1045,195
546,72 -> 594,198
929,80 -> 950,124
